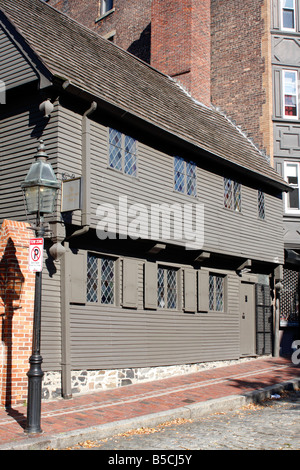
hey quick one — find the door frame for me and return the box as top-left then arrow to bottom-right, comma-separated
239,280 -> 256,356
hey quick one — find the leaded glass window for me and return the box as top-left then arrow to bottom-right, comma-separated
224,178 -> 241,212
157,266 -> 177,309
124,135 -> 137,176
87,253 -> 115,305
209,274 -> 225,312
258,190 -> 265,219
87,253 -> 98,302
174,157 -> 197,197
109,128 -> 137,176
101,258 -> 115,304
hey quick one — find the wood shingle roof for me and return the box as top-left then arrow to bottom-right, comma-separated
0,0 -> 288,190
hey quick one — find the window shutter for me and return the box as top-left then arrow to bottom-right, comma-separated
144,261 -> 157,309
69,250 -> 87,304
122,259 -> 138,308
184,268 -> 196,312
198,270 -> 209,312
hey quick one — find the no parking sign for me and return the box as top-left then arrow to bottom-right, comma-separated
28,238 -> 44,272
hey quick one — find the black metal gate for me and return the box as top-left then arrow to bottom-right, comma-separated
255,283 -> 272,355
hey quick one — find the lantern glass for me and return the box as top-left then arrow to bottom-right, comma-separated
24,185 -> 58,214
21,141 -> 60,217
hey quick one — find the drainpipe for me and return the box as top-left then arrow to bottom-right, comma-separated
61,101 -> 97,398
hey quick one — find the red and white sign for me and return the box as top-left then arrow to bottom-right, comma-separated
28,238 -> 44,272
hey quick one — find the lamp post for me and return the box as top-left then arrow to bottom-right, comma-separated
21,140 -> 60,434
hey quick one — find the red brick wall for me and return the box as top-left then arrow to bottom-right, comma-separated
211,0 -> 266,152
0,220 -> 35,406
191,0 -> 211,105
47,0 -> 152,63
151,0 -> 211,106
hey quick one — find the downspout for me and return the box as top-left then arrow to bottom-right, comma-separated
61,101 -> 97,398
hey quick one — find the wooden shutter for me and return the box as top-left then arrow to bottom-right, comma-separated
69,250 -> 87,304
184,268 -> 196,312
144,261 -> 157,309
122,258 -> 138,308
198,269 -> 209,312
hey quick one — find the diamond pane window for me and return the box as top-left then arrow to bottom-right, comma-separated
186,161 -> 197,196
233,181 -> 241,212
209,275 -> 214,311
215,276 -> 224,312
101,257 -> 115,304
209,274 -> 225,312
124,136 -> 137,176
157,267 -> 165,308
258,190 -> 265,219
109,128 -> 122,171
174,157 -> 185,193
109,128 -> 137,176
224,178 -> 241,212
224,178 -> 232,209
87,253 -> 115,304
174,157 -> 197,196
87,253 -> 98,302
157,266 -> 177,309
167,269 -> 177,309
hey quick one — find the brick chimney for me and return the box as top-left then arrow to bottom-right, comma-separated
151,0 -> 211,107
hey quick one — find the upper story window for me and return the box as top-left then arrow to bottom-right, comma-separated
258,190 -> 265,220
101,0 -> 114,15
174,156 -> 197,196
281,0 -> 296,30
284,162 -> 300,212
109,128 -> 137,177
283,70 -> 298,119
224,178 -> 241,212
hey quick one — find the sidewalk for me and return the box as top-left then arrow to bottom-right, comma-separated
0,356 -> 299,450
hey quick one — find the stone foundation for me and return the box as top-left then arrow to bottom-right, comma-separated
42,356 -> 267,401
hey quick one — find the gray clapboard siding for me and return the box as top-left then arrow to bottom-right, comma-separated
0,26 -> 38,90
69,258 -> 240,370
40,245 -> 62,371
86,117 -> 284,263
0,100 -> 59,223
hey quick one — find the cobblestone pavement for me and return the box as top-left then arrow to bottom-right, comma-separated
68,391 -> 300,450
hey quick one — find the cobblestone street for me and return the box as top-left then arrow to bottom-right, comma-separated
69,391 -> 300,451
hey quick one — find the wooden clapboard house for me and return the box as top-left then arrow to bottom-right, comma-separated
0,0 -> 289,398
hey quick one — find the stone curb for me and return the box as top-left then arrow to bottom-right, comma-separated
1,378 -> 299,450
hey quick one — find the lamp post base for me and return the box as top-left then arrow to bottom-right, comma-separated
24,354 -> 44,434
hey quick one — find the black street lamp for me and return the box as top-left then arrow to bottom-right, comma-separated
21,140 -> 60,434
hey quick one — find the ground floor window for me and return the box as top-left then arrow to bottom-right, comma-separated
209,274 -> 225,312
157,266 -> 178,309
87,253 -> 115,305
